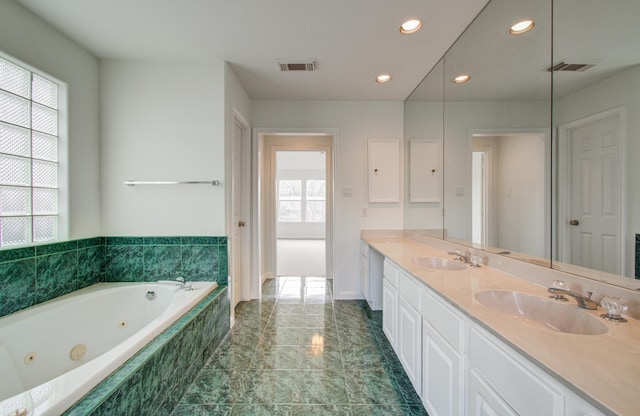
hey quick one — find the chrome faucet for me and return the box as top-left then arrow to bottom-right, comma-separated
547,287 -> 598,310
448,251 -> 471,263
158,276 -> 193,290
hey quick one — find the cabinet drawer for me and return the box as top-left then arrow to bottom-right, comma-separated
422,288 -> 465,353
383,259 -> 399,287
398,271 -> 421,310
468,326 -> 564,416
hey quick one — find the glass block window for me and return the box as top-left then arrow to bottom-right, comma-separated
0,56 -> 59,247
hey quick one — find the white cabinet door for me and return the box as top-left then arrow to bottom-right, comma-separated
467,369 -> 517,416
368,138 -> 400,202
398,295 -> 422,394
422,321 -> 464,416
382,278 -> 397,349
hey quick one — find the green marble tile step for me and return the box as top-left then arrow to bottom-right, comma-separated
291,404 -> 351,416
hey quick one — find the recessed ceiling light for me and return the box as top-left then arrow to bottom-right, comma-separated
453,74 -> 471,84
400,19 -> 423,34
376,74 -> 392,83
509,20 -> 535,35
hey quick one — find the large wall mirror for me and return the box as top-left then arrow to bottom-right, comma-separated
404,0 -> 640,290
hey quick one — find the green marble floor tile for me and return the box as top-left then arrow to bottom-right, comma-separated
350,404 -> 427,416
291,370 -> 349,404
204,343 -> 257,370
291,404 -> 352,415
260,327 -> 340,347
171,404 -> 232,415
270,314 -> 336,329
345,370 -> 407,405
241,370 -> 297,404
180,369 -> 248,404
250,345 -> 342,370
230,403 -> 292,415
273,303 -> 334,316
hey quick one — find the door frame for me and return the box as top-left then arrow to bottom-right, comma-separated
557,106 -> 626,272
471,147 -> 492,247
252,128 -> 338,299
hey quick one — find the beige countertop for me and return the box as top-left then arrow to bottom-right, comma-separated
362,230 -> 640,416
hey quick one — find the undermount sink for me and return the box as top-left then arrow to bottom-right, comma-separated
411,256 -> 468,271
475,290 -> 608,335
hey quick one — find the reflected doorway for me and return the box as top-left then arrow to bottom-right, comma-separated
470,131 -> 548,257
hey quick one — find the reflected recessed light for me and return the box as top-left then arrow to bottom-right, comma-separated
453,74 -> 471,84
509,20 -> 535,35
400,19 -> 423,34
376,74 -> 392,83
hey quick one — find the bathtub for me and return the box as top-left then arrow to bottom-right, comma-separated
0,281 -> 219,416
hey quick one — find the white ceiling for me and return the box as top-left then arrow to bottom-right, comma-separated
408,0 -> 640,102
14,0 -> 489,101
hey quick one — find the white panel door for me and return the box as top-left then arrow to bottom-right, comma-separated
398,296 -> 422,394
382,278 -> 397,349
231,119 -> 246,308
422,321 -> 464,416
569,115 -> 621,274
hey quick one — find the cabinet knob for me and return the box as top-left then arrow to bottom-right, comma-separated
569,219 -> 579,226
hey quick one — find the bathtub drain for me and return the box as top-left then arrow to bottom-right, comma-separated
70,344 -> 87,361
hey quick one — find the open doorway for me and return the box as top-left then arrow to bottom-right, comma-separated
275,151 -> 327,277
254,132 -> 335,299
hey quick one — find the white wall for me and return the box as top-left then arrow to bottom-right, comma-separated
555,65 -> 640,277
0,1 -> 101,238
252,101 -> 404,298
100,60 -> 227,235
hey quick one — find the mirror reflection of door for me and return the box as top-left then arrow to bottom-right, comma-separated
565,113 -> 622,274
471,133 -> 547,257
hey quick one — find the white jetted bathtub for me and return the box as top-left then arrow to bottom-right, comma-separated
0,281 -> 218,416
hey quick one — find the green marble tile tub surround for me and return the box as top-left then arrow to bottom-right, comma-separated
0,236 -> 228,318
63,285 -> 230,416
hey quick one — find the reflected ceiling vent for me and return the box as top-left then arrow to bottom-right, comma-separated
278,59 -> 317,72
547,61 -> 596,72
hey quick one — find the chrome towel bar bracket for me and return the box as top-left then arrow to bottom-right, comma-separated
124,180 -> 221,187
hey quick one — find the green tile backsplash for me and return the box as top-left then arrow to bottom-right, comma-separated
0,236 -> 228,318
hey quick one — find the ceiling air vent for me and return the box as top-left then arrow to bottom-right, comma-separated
278,60 -> 317,72
547,61 -> 595,72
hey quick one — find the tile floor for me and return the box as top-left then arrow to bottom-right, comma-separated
171,277 -> 428,415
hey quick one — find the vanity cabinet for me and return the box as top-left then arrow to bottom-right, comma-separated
379,255 -> 606,416
467,323 -> 605,416
383,259 -> 422,394
360,240 -> 383,310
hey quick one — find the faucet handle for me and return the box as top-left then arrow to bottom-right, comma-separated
549,280 -> 568,301
176,276 -> 185,283
600,296 -> 627,322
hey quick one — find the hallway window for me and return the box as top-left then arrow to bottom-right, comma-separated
277,179 -> 325,223
0,55 -> 60,247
